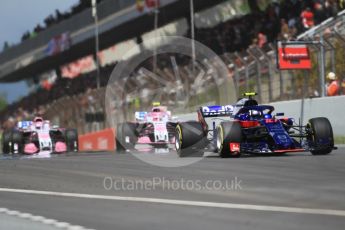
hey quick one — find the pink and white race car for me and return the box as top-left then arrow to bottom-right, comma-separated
2,117 -> 78,154
116,104 -> 177,152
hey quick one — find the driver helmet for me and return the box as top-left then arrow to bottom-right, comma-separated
34,117 -> 43,129
250,110 -> 260,117
264,114 -> 272,119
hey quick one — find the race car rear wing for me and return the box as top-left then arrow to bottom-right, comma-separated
135,111 -> 148,121
199,105 -> 233,118
17,121 -> 33,129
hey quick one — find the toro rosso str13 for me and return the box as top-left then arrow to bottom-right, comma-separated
175,93 -> 336,158
2,117 -> 79,154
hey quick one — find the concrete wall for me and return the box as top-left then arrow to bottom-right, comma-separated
270,96 -> 345,136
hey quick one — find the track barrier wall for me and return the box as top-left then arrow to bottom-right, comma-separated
270,95 -> 345,137
78,128 -> 115,151
78,96 -> 345,151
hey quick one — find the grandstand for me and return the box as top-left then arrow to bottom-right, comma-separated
1,0 -> 345,134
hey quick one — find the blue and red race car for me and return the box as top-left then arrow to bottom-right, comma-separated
175,93 -> 336,158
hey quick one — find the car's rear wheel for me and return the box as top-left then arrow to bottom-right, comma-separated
175,121 -> 206,157
116,123 -> 137,153
217,121 -> 242,158
307,117 -> 334,155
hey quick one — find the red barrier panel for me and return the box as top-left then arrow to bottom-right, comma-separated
78,128 -> 115,151
277,42 -> 311,70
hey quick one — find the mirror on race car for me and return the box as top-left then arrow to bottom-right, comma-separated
172,116 -> 178,120
275,112 -> 285,117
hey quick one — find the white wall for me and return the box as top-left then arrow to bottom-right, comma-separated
270,96 -> 345,136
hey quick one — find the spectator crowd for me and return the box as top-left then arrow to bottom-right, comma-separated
2,0 -> 345,130
21,0 -> 103,42
197,0 -> 344,54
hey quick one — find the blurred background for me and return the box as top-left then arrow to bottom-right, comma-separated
0,0 -> 344,138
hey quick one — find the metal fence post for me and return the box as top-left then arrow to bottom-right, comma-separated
320,34 -> 326,97
279,71 -> 283,100
235,53 -> 249,92
269,43 -> 282,100
289,70 -> 295,99
323,36 -> 336,73
247,49 -> 262,103
244,59 -> 249,92
229,63 -> 239,98
256,46 -> 273,102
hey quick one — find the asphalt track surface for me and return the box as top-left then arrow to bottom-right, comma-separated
0,147 -> 345,230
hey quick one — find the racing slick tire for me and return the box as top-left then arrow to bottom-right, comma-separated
11,130 -> 23,154
2,130 -> 12,154
307,117 -> 334,155
65,129 -> 79,152
116,123 -> 138,153
217,121 -> 242,158
175,121 -> 206,157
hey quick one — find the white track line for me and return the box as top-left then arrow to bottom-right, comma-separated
0,206 -> 94,230
1,188 -> 345,217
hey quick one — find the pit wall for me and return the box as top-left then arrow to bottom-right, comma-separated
78,128 -> 115,152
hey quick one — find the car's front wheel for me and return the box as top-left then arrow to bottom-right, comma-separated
307,117 -> 334,155
2,130 -> 12,154
11,130 -> 23,154
115,123 -> 138,153
65,129 -> 79,152
217,121 -> 242,158
175,121 -> 206,157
